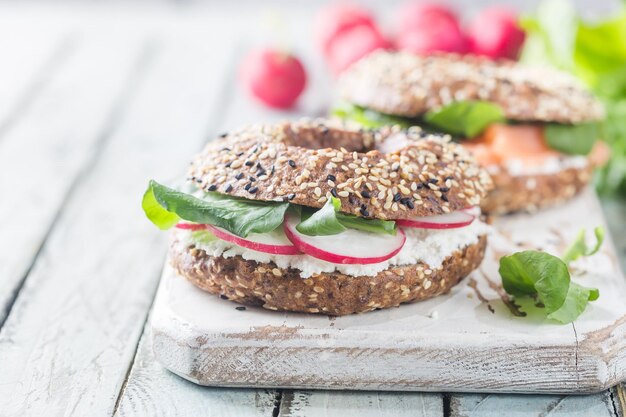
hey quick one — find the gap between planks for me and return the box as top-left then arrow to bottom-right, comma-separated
0,39 -> 157,330
112,39 -> 243,416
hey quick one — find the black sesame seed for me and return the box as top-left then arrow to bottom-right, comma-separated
288,160 -> 296,168
235,306 -> 246,311
330,188 -> 338,198
245,160 -> 254,167
220,294 -> 229,300
208,184 -> 217,191
225,184 -> 233,193
361,190 -> 371,198
444,176 -> 454,181
225,161 -> 232,168
235,173 -> 244,180
257,168 -> 266,177
327,174 -> 336,182
393,193 -> 402,202
244,183 -> 252,191
249,176 -> 256,182
220,147 -> 231,151
251,146 -> 259,153
219,132 -> 228,138
236,151 -> 244,157
406,199 -> 415,209
439,187 -> 450,192
270,165 -> 276,175
400,197 -> 410,205
248,186 -> 258,194
428,178 -> 439,184
360,207 -> 370,217
348,195 -> 359,205
441,194 -> 449,202
287,193 -> 296,200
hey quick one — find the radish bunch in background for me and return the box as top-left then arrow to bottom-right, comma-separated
314,1 -> 526,76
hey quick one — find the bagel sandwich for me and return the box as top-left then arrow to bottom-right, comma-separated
334,51 -> 609,214
142,119 -> 492,315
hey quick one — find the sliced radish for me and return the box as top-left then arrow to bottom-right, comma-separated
207,225 -> 300,255
396,210 -> 475,229
283,212 -> 405,264
175,222 -> 209,231
175,222 -> 300,255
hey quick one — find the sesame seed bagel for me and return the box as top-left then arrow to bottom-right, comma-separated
339,51 -> 604,123
188,119 -> 492,219
170,234 -> 487,315
481,162 -> 592,215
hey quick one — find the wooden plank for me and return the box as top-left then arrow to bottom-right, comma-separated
115,323 -> 279,417
0,31 -> 238,416
0,33 -> 150,326
0,27 -> 72,138
278,390 -> 443,417
450,392 -> 618,417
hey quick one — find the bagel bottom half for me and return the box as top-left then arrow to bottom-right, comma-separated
480,164 -> 592,215
169,235 -> 487,316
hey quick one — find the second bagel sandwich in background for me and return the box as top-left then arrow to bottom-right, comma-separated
334,51 -> 609,214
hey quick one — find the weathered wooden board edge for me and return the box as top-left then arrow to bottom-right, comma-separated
151,265 -> 626,394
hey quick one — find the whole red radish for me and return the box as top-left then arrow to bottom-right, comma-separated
396,1 -> 459,34
327,24 -> 391,75
467,7 -> 525,59
396,17 -> 468,54
313,3 -> 376,55
240,48 -> 307,109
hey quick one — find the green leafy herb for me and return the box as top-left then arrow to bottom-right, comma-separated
498,226 -> 605,324
562,226 -> 605,264
548,282 -> 599,323
331,102 -> 414,129
296,196 -> 396,236
499,251 -> 598,324
544,123 -> 598,155
142,180 -> 288,237
142,185 -> 181,230
423,101 -> 505,138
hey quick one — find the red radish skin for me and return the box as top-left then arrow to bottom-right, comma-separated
206,225 -> 300,255
327,24 -> 391,75
396,211 -> 475,229
396,2 -> 460,34
467,7 -> 525,59
283,213 -> 405,264
175,222 -> 300,255
175,223 -> 209,231
240,48 -> 307,109
314,3 -> 376,55
396,18 -> 468,54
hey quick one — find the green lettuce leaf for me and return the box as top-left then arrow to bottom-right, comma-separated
142,180 -> 289,237
499,246 -> 601,324
548,282 -> 599,323
562,226 -> 605,264
142,185 -> 181,230
499,251 -> 571,312
296,196 -> 396,236
423,101 -> 505,138
544,123 -> 598,155
331,102 -> 413,129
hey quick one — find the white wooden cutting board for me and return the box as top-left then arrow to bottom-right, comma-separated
151,188 -> 626,394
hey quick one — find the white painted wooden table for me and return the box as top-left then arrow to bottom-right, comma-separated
0,2 -> 624,416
